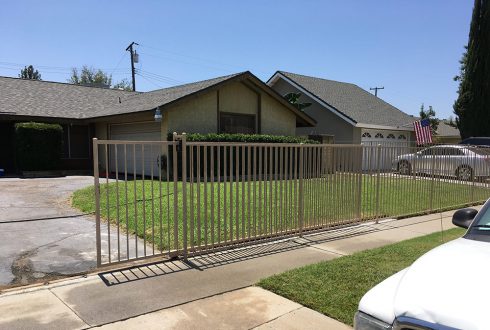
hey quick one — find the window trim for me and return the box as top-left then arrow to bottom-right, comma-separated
362,132 -> 372,138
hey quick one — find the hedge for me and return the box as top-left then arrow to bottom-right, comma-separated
162,133 -> 318,180
166,133 -> 319,144
15,122 -> 63,171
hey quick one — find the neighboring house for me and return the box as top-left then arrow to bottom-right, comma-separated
267,71 -> 416,145
435,121 -> 461,144
0,71 -> 315,174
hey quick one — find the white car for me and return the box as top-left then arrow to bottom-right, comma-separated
354,200 -> 490,330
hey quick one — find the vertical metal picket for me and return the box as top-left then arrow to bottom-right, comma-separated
298,144 -> 304,237
92,138 -> 102,267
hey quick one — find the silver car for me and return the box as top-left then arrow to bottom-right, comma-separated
394,145 -> 490,180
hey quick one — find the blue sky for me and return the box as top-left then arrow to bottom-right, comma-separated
0,1 -> 473,119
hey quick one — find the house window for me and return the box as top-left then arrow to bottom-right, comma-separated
375,133 -> 384,138
219,112 -> 256,134
362,132 -> 371,138
398,134 -> 407,140
387,134 -> 395,139
62,124 -> 90,159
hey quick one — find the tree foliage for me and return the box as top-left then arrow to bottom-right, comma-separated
283,92 -> 312,111
419,104 -> 439,135
19,65 -> 41,80
69,65 -> 133,90
69,66 -> 112,87
453,0 -> 490,139
112,78 -> 132,91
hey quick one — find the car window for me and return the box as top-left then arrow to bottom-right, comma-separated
442,148 -> 464,156
419,148 -> 433,156
471,147 -> 490,156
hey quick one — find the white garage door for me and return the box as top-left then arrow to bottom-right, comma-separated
361,129 -> 410,171
109,122 -> 162,177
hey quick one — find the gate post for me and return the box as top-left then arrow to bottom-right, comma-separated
92,138 -> 102,267
172,133 -> 179,255
181,133 -> 188,259
298,144 -> 304,237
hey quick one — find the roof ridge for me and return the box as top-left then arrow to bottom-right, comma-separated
0,75 -> 139,94
146,71 -> 247,94
278,70 -> 358,87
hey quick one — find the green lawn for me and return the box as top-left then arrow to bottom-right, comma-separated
72,174 -> 488,251
257,228 -> 466,326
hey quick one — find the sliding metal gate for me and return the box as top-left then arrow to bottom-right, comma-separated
93,135 -> 490,267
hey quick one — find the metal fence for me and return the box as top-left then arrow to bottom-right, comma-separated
93,135 -> 490,266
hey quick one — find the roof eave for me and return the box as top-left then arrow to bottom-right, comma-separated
355,123 -> 415,131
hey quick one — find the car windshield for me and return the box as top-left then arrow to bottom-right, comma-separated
466,202 -> 490,241
472,209 -> 490,230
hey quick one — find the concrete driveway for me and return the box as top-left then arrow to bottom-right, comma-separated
0,176 -> 127,287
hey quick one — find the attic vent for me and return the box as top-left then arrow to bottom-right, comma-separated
375,133 -> 384,138
387,134 -> 395,139
398,135 -> 407,140
362,132 -> 371,138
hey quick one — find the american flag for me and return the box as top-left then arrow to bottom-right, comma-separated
413,118 -> 433,145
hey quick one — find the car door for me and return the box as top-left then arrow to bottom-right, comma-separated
415,147 -> 435,175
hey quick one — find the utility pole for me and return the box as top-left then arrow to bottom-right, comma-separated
126,42 -> 139,91
370,86 -> 384,97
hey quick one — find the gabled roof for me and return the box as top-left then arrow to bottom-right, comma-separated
268,71 -> 415,130
98,73 -> 244,117
0,72 -> 315,126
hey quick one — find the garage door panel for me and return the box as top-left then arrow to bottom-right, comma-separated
361,129 -> 411,171
110,123 -> 162,176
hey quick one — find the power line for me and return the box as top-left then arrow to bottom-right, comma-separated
137,69 -> 183,84
109,52 -> 129,78
136,72 -> 164,89
138,51 -> 236,75
139,44 -> 242,71
0,61 -> 131,73
136,71 -> 178,87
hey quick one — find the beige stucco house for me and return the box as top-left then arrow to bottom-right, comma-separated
0,71 -> 315,174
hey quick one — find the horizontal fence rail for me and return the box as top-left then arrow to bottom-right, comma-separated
93,137 -> 490,266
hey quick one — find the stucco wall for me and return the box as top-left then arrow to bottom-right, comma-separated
164,81 -> 296,136
219,82 -> 258,115
271,78 -> 356,143
166,91 -> 217,134
261,91 -> 296,135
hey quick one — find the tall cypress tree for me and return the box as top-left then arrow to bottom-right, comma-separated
453,0 -> 490,138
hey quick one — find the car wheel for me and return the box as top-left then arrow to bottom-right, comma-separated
456,165 -> 473,181
398,160 -> 411,175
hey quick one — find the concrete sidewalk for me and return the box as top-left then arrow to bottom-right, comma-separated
0,208 -> 474,329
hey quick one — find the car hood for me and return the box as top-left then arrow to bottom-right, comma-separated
360,238 -> 490,329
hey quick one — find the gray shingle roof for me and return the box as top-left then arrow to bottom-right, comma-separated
437,121 -> 460,137
0,77 -> 137,119
275,71 -> 415,129
0,72 -> 243,119
99,72 -> 243,117
0,72 -> 316,127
